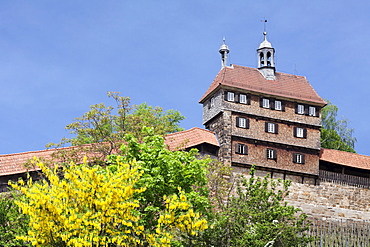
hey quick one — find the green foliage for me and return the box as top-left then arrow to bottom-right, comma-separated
11,156 -> 208,247
0,193 -> 30,246
321,100 -> 356,153
46,92 -> 185,163
110,127 -> 211,235
201,166 -> 313,247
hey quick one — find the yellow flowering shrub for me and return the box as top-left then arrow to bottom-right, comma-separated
155,189 -> 208,246
10,156 -> 208,247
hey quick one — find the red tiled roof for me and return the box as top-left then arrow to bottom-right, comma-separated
0,128 -> 219,177
319,148 -> 370,170
165,127 -> 219,151
0,149 -> 56,176
199,65 -> 326,105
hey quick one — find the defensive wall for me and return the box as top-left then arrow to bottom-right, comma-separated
233,166 -> 370,221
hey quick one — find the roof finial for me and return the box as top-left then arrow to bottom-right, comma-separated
219,37 -> 230,68
261,18 -> 267,32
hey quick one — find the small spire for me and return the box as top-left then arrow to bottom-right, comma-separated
219,37 -> 230,68
259,31 -> 272,49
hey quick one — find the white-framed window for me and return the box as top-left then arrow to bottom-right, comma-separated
227,92 -> 234,102
309,106 -> 316,116
267,148 -> 276,160
210,97 -> 215,108
266,122 -> 278,134
295,127 -> 305,138
235,143 -> 248,155
239,94 -> 247,104
275,100 -> 282,111
262,98 -> 270,108
293,153 -> 305,164
297,104 -> 305,114
236,117 -> 248,128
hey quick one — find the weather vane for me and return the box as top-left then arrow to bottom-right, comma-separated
260,18 -> 267,32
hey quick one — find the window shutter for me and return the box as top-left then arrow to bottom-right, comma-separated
265,122 -> 269,132
295,104 -> 298,114
303,128 -> 307,138
304,105 -> 309,115
247,94 -> 251,105
273,149 -> 277,159
224,91 -> 228,101
293,127 -> 297,137
270,98 -> 275,109
260,97 -> 264,107
235,93 -> 239,103
293,153 -> 297,163
301,154 -> 305,164
266,149 -> 269,159
246,118 -> 250,129
275,123 -> 279,134
282,101 -> 286,111
236,117 -> 240,127
235,143 -> 239,154
245,145 -> 248,155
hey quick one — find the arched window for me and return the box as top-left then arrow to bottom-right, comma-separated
267,52 -> 271,67
260,52 -> 264,66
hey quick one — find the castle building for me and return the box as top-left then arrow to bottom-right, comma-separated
199,32 -> 327,184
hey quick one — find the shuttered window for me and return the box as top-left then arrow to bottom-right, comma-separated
266,148 -> 277,160
265,122 -> 278,134
293,153 -> 305,164
235,143 -> 248,155
294,127 -> 307,138
236,117 -> 250,129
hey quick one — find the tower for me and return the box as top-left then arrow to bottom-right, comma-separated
199,32 -> 326,184
257,31 -> 275,80
219,38 -> 230,68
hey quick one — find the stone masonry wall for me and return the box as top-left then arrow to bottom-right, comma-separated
232,166 -> 370,221
232,139 -> 319,175
232,113 -> 321,150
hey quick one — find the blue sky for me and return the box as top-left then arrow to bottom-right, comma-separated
1,1 -> 370,155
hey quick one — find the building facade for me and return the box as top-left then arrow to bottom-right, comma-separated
199,32 -> 327,184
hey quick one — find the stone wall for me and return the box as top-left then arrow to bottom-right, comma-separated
232,139 -> 320,175
232,113 -> 321,150
286,181 -> 370,221
232,166 -> 370,221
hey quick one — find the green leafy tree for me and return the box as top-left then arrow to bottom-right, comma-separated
321,100 -> 356,153
110,128 -> 211,241
11,156 -> 208,247
0,193 -> 30,246
46,92 -> 185,164
201,166 -> 313,247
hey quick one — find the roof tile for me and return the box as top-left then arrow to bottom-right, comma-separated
319,148 -> 370,170
0,128 -> 219,176
199,65 -> 326,105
